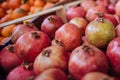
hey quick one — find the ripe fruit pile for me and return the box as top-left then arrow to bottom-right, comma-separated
1,0 -> 120,80
0,0 -> 60,23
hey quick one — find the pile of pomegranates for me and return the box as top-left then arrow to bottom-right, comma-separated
1,0 -> 120,80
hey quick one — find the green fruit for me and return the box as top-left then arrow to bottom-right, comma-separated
85,18 -> 116,48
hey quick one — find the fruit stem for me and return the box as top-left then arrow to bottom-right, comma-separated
96,12 -> 105,23
31,32 -> 40,39
55,39 -> 64,46
7,45 -> 15,53
48,17 -> 56,23
22,62 -> 33,70
82,45 -> 94,56
42,49 -> 51,57
23,21 -> 35,28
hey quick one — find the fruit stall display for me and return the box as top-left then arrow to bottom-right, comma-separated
0,0 -> 120,80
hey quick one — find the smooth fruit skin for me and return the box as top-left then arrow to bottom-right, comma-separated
35,68 -> 68,80
69,43 -> 109,80
85,18 -> 116,48
55,23 -> 82,51
115,0 -> 120,17
33,45 -> 69,75
41,15 -> 64,39
106,37 -> 120,75
86,5 -> 108,22
69,17 -> 88,35
14,31 -> 51,62
115,24 -> 120,37
6,65 -> 35,80
11,23 -> 38,43
0,45 -> 22,72
81,72 -> 114,80
66,6 -> 86,21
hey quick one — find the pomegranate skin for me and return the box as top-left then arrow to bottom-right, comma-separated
0,45 -> 22,72
33,45 -> 69,75
14,31 -> 51,62
11,23 -> 38,43
6,65 -> 35,80
55,23 -> 82,51
106,37 -> 120,75
66,6 -> 86,21
35,68 -> 68,80
41,15 -> 64,39
69,43 -> 109,80
86,5 -> 108,22
115,24 -> 120,37
81,72 -> 115,80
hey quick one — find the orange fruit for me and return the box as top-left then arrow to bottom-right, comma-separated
8,0 -> 21,9
1,1 -> 9,10
34,0 -> 45,7
1,24 -> 16,37
12,8 -> 27,19
20,3 -> 30,12
0,8 -> 6,18
0,14 -> 13,23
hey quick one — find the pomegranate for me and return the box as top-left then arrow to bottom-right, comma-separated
69,43 -> 109,80
54,23 -> 82,51
0,45 -> 22,72
69,17 -> 88,35
33,45 -> 69,75
81,72 -> 114,80
66,6 -> 86,21
114,14 -> 120,23
81,0 -> 96,11
106,37 -> 120,76
104,13 -> 118,27
107,3 -> 115,14
34,68 -> 68,80
41,15 -> 64,39
85,17 -> 116,48
11,23 -> 38,43
6,63 -> 35,80
115,24 -> 120,36
86,5 -> 108,22
96,0 -> 109,8
14,31 -> 51,62
115,0 -> 120,17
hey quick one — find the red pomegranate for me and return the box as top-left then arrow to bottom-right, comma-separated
106,37 -> 120,76
11,23 -> 38,43
34,68 -> 68,80
81,0 -> 96,11
69,17 -> 88,35
81,72 -> 115,80
66,6 -> 86,21
33,45 -> 69,75
14,31 -> 51,62
0,45 -> 22,72
54,23 -> 82,51
6,64 -> 35,80
41,15 -> 64,39
69,43 -> 109,80
86,5 -> 108,22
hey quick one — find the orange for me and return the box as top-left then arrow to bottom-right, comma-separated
12,8 -> 27,19
0,14 -> 13,23
34,0 -> 45,7
20,3 -> 30,12
8,0 -> 21,9
1,1 -> 9,10
1,24 -> 16,37
0,8 -> 6,18
43,1 -> 55,10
